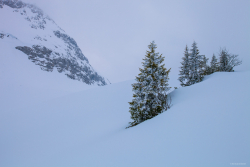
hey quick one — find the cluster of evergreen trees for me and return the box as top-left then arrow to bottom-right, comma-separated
179,41 -> 242,87
128,41 -> 171,128
178,42 -> 208,86
128,41 -> 242,128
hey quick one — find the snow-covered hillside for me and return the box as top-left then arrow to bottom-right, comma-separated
1,70 -> 249,167
0,36 -> 102,111
0,0 -> 109,86
0,1 -> 249,166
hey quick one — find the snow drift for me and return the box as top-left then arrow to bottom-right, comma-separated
0,70 -> 249,167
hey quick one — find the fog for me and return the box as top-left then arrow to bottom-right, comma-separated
23,0 -> 250,83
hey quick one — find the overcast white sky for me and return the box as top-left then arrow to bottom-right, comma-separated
23,0 -> 250,84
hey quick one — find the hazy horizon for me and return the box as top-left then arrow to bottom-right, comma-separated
7,0 -> 250,83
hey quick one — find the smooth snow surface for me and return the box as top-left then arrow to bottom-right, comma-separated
1,69 -> 249,167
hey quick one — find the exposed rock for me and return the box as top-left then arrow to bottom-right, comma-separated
0,0 -> 25,9
1,0 -> 109,86
54,30 -> 89,63
16,45 -> 108,85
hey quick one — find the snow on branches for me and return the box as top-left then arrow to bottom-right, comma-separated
128,41 -> 171,128
178,42 -> 242,87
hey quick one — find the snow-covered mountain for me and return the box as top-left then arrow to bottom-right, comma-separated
0,0 -> 109,86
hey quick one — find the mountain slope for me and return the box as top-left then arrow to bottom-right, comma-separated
0,0 -> 109,86
0,71 -> 249,167
0,35 -> 104,112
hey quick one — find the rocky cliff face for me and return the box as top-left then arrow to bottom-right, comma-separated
0,0 -> 110,86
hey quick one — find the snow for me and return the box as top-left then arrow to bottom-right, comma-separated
0,61 -> 249,166
0,2 -> 249,166
0,3 -> 109,86
0,36 -> 98,111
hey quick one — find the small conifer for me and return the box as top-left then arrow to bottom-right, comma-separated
199,55 -> 209,77
210,54 -> 218,73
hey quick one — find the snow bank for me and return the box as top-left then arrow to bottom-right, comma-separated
0,70 -> 249,167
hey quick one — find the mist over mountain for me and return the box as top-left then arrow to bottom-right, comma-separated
0,0 -> 110,86
1,1 -> 250,166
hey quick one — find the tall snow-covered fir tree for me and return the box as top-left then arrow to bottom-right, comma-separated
178,45 -> 190,86
189,41 -> 202,85
128,41 -> 171,127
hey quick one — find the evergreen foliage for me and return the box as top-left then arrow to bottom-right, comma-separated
199,55 -> 209,77
179,43 -> 242,87
210,54 -> 218,73
128,41 -> 171,127
219,49 -> 229,71
189,42 -> 200,85
179,41 -> 207,86
189,41 -> 207,84
178,45 -> 190,86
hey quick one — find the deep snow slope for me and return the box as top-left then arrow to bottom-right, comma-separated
0,71 -> 249,167
0,0 -> 109,86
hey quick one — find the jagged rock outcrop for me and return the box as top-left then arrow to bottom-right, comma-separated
0,0 -> 109,86
15,45 -> 107,85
